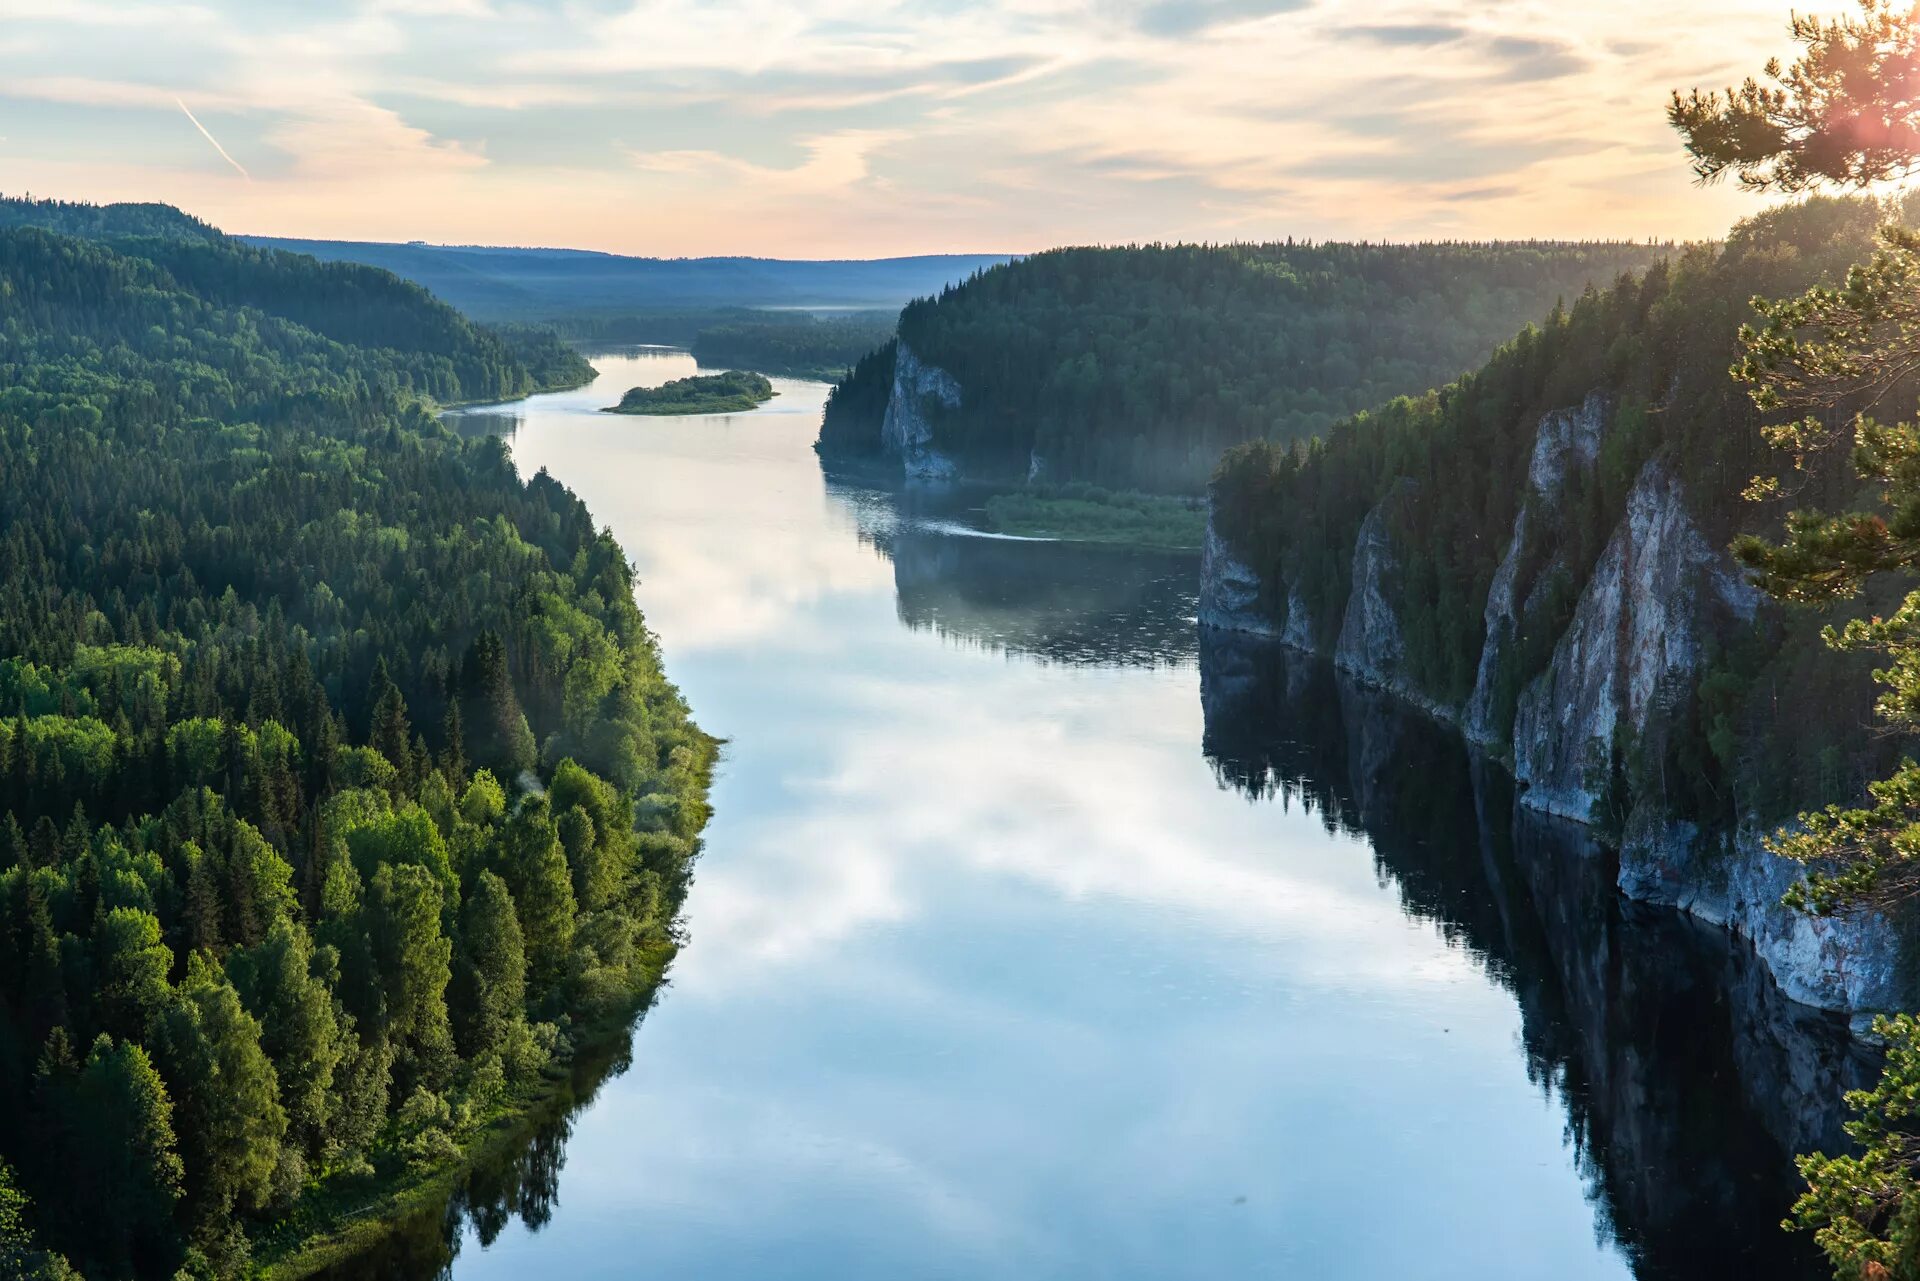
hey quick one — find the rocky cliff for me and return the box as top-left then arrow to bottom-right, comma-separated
1200,394 -> 1907,1024
1332,478 -> 1458,720
880,341 -> 962,480
1464,391 -> 1609,746
1198,513 -> 1312,646
1510,458 -> 1760,821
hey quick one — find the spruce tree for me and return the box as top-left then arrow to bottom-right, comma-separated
149,954 -> 287,1235
450,870 -> 526,1058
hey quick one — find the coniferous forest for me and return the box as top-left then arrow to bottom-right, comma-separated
0,197 -> 712,1279
818,240 -> 1674,490
1208,196 -> 1902,833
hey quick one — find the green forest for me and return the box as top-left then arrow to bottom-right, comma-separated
817,240 -> 1673,491
605,371 -> 776,416
687,313 -> 893,381
1210,194 -> 1904,837
0,199 -> 711,1279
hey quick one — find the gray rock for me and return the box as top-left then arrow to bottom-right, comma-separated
1512,459 -> 1759,821
1197,510 -> 1279,638
1465,393 -> 1609,746
880,340 -> 962,480
1618,815 -> 1904,1017
1333,480 -> 1457,721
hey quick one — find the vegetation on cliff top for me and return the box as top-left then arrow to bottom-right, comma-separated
0,198 -> 710,1278
605,370 -> 776,416
818,240 -> 1675,492
1209,192 -> 1901,833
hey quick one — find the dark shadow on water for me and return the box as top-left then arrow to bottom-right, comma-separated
305,1013 -> 643,1281
823,467 -> 1200,667
1199,626 -> 1873,1281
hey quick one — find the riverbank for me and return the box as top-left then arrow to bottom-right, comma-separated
254,935 -> 680,1279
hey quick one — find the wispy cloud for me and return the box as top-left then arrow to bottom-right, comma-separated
0,0 -> 1803,253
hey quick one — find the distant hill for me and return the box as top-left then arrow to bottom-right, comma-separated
239,236 -> 1012,319
818,240 -> 1677,492
0,194 -> 593,402
0,194 -> 220,240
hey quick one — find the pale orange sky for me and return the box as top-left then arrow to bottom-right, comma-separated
0,0 -> 1805,256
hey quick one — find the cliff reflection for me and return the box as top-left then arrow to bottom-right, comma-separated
1199,628 -> 1871,1281
826,472 -> 1200,667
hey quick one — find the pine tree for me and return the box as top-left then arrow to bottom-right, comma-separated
1674,7 -> 1920,1273
450,870 -> 525,1058
365,862 -> 455,1088
460,631 -> 536,781
149,954 -> 287,1233
227,918 -> 345,1159
64,1036 -> 183,1277
368,659 -> 414,796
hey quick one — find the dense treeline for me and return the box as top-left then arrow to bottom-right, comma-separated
0,195 -> 591,407
687,313 -> 893,380
1211,195 -> 1904,831
0,204 -> 711,1278
819,240 -> 1674,491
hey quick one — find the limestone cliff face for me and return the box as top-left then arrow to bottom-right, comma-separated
1511,459 -> 1760,822
1333,480 -> 1457,720
1197,513 -> 1279,637
880,341 -> 961,480
1198,509 -> 1315,646
1619,818 -> 1901,1029
1464,393 -> 1609,746
1206,395 -> 1903,1019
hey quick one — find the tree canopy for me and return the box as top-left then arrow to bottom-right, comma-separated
0,200 -> 711,1277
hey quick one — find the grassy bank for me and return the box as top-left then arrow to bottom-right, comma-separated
982,484 -> 1206,550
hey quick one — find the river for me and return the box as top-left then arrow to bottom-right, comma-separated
334,347 -> 1865,1280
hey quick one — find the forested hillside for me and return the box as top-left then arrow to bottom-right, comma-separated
818,240 -> 1672,491
240,235 -> 1007,319
0,205 -> 710,1278
1208,195 -> 1899,836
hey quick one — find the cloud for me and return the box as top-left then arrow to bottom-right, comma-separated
1484,34 -> 1589,83
0,0 -> 1793,252
1133,0 -> 1312,38
1333,23 -> 1467,47
626,129 -> 904,199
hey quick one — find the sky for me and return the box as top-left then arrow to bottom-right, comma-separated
0,0 -> 1807,258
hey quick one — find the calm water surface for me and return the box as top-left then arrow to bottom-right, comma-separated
357,348 -> 1864,1280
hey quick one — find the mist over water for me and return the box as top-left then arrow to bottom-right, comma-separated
327,348 -> 1864,1280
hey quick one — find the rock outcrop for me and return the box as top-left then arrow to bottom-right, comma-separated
1511,459 -> 1760,822
1619,817 -> 1901,1028
880,341 -> 961,480
1333,480 -> 1456,720
1197,514 -> 1278,637
1464,393 -> 1609,746
1205,391 -> 1905,1022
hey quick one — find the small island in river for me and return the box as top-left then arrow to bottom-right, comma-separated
604,370 -> 776,415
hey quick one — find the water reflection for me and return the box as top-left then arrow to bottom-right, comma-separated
444,409 -> 522,441
1200,629 -> 1871,1280
395,350 -> 1870,1281
824,466 -> 1200,667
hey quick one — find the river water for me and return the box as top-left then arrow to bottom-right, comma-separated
354,347 -> 1866,1280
